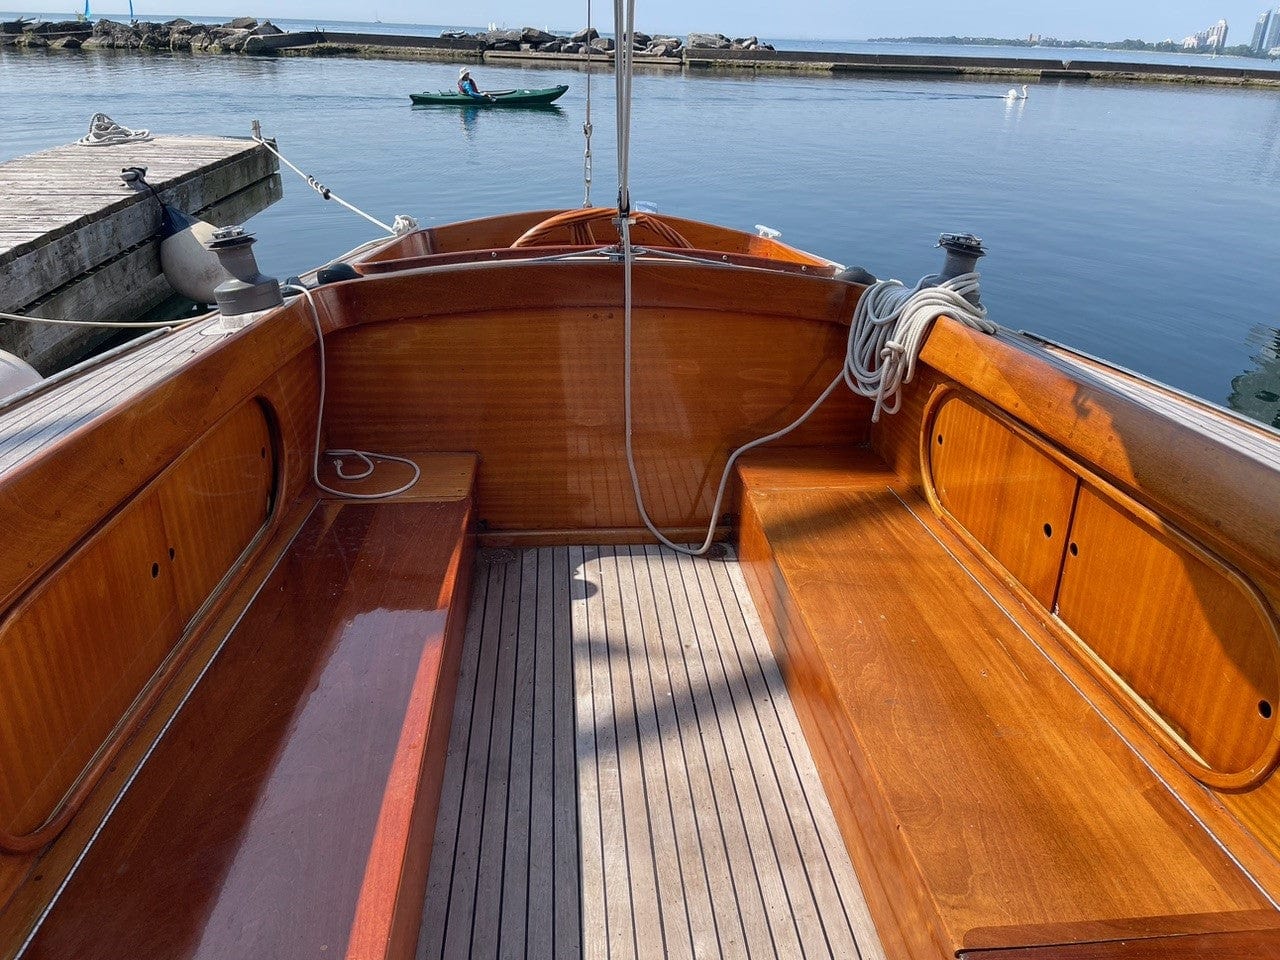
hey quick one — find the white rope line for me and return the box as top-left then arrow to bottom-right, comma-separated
251,128 -> 418,237
603,4 -> 994,556
282,284 -> 422,500
0,309 -> 203,330
626,272 -> 994,557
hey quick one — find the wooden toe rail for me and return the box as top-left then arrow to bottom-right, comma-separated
735,448 -> 1279,960
20,492 -> 475,960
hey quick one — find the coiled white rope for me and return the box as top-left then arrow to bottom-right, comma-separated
251,126 -> 418,237
282,284 -> 421,500
76,113 -> 152,147
626,271 -> 995,557
845,272 -> 995,421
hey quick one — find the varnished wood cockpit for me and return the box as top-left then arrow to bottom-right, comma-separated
1,216 -> 1279,959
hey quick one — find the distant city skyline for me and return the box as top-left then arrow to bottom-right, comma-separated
1,2 -> 1269,43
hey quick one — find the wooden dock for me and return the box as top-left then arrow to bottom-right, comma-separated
0,135 -> 279,372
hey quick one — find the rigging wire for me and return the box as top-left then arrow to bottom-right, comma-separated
582,0 -> 594,206
607,5 -> 993,556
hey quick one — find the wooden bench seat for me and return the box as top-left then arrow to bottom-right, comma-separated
735,447 -> 1280,959
18,487 -> 474,960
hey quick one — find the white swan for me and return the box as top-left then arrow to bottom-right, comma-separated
1005,84 -> 1029,100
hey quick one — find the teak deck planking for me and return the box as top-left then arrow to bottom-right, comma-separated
419,544 -> 882,960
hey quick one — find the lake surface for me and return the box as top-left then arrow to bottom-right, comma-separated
2,46 -> 1279,428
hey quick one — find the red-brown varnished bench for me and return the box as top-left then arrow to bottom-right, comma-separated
18,466 -> 475,960
735,447 -> 1280,960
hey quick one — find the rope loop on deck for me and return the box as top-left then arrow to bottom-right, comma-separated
283,284 -> 421,500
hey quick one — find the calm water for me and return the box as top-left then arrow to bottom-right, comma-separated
2,47 -> 1280,427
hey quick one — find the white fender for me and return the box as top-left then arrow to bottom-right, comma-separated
158,205 -> 231,305
0,350 -> 41,399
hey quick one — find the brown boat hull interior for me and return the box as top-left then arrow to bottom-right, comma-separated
1,234 -> 1279,959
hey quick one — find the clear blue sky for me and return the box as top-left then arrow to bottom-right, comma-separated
9,1 -> 1271,42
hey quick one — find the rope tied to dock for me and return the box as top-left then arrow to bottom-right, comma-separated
250,123 -> 418,237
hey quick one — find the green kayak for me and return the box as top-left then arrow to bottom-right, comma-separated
410,85 -> 569,107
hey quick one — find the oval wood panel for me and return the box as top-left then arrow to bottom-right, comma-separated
1057,485 -> 1280,787
0,491 -> 178,843
0,401 -> 275,850
924,392 -> 1079,608
157,400 -> 275,625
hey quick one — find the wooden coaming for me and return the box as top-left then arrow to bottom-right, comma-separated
0,300 -> 317,614
352,209 -> 834,274
5,214 -> 1280,959
321,260 -> 869,536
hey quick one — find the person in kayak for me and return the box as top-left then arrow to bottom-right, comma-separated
457,67 -> 494,102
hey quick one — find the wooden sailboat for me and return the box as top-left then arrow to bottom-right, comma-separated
0,203 -> 1278,958
4,0 -> 1280,950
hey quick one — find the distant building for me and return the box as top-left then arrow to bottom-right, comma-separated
1185,19 -> 1229,53
1266,7 -> 1280,51
1208,19 -> 1229,51
1254,11 -> 1272,53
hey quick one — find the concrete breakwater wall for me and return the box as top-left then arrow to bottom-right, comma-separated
4,17 -> 1280,87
